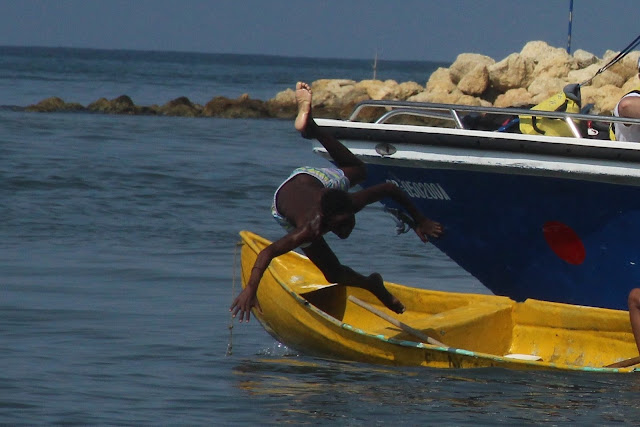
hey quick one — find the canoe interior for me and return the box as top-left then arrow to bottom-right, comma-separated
300,281 -> 634,366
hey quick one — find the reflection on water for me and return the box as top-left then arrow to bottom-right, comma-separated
232,351 -> 640,424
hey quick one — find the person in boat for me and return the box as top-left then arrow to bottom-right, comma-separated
612,57 -> 640,142
230,82 -> 443,322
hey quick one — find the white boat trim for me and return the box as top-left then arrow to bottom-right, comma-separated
314,118 -> 640,186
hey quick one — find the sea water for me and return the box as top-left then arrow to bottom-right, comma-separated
2,47 -> 640,425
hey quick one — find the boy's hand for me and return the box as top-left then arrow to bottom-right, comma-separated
230,287 -> 262,323
414,218 -> 443,243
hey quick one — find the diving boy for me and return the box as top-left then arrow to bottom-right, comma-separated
230,82 -> 443,322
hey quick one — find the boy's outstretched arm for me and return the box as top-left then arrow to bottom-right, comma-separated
230,228 -> 311,322
351,182 -> 443,242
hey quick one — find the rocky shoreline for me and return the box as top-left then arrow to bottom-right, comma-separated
23,41 -> 640,121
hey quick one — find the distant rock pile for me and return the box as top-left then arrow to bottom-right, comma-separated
25,41 -> 640,120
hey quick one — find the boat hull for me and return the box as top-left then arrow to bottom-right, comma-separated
363,162 -> 640,310
313,118 -> 640,310
238,230 -> 638,372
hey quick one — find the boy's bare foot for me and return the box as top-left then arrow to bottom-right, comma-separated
294,81 -> 313,136
366,273 -> 405,314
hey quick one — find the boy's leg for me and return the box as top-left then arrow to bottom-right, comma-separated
295,82 -> 366,185
302,237 -> 405,314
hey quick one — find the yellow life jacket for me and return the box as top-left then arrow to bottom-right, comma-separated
609,86 -> 640,141
519,85 -> 581,137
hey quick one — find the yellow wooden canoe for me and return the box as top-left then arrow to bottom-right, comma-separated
238,230 -> 640,372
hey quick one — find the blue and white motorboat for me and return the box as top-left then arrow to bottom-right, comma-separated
314,100 -> 640,310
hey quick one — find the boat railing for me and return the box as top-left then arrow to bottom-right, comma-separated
347,100 -> 640,139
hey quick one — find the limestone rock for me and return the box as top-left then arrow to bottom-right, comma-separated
528,77 -> 569,103
573,49 -> 598,68
591,70 -> 626,89
311,80 -> 367,118
458,64 -> 490,96
489,53 -> 535,92
355,79 -> 398,100
26,97 -> 85,112
305,79 -> 360,117
158,96 -> 202,117
621,75 -> 640,93
353,79 -> 423,101
616,51 -> 640,81
87,95 -> 152,115
581,84 -> 625,114
394,81 -> 424,99
426,67 -> 456,93
265,88 -> 297,119
567,63 -> 601,86
202,94 -> 269,119
493,88 -> 533,108
533,54 -> 576,79
520,41 -> 564,62
449,53 -> 495,84
335,85 -> 371,119
408,88 -> 482,106
310,79 -> 357,104
108,95 -> 137,114
86,97 -> 110,113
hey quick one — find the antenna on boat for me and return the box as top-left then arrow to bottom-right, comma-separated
373,48 -> 378,80
567,0 -> 573,54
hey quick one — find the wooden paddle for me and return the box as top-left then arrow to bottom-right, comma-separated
604,356 -> 640,369
348,295 -> 447,347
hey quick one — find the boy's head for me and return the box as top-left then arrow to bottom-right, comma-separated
320,189 -> 355,239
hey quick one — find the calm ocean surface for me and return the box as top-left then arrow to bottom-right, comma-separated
2,46 -> 640,425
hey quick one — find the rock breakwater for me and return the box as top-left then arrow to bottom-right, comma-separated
24,41 -> 640,120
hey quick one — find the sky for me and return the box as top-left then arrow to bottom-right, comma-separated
1,0 -> 638,63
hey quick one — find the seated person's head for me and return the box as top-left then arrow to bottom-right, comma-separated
320,189 -> 355,239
